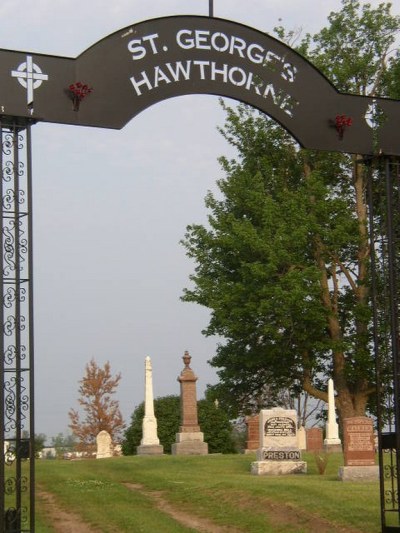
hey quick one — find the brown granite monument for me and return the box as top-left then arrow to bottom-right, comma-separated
171,351 -> 208,455
245,415 -> 259,453
306,428 -> 324,452
338,416 -> 379,481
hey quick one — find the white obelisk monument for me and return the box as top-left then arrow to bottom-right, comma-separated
136,356 -> 163,455
324,378 -> 342,451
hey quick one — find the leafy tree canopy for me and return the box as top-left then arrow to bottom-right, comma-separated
123,395 -> 180,455
181,0 -> 400,425
51,433 -> 77,459
123,395 -> 237,454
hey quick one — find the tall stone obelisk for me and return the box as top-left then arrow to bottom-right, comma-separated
324,378 -> 342,451
171,351 -> 208,455
136,356 -> 163,455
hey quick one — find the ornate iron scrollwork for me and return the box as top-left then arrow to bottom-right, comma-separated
368,157 -> 400,531
1,120 -> 34,532
385,489 -> 399,506
384,463 -> 398,480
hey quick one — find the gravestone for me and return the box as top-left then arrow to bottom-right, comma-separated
244,415 -> 259,453
171,351 -> 208,455
137,356 -> 164,455
306,427 -> 324,451
338,417 -> 379,481
251,408 -> 307,475
96,430 -> 113,459
324,379 -> 342,451
297,426 -> 306,450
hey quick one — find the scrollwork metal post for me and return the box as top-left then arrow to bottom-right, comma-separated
368,156 -> 400,532
1,119 -> 34,533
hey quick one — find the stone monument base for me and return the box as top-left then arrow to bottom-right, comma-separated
338,465 -> 379,482
251,460 -> 307,476
136,444 -> 164,455
324,438 -> 342,453
324,443 -> 343,453
171,432 -> 208,455
96,452 -> 113,459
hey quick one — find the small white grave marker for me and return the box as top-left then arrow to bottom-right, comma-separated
96,430 -> 112,459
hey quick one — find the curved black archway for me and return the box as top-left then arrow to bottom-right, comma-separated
1,15 -> 400,533
1,16 -> 400,154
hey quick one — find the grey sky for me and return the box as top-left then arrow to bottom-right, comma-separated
0,0 -> 397,440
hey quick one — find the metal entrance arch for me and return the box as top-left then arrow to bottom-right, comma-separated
1,14 -> 400,532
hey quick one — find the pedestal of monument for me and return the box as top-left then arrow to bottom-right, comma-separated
171,351 -> 208,456
171,430 -> 208,455
252,447 -> 307,475
338,465 -> 379,481
137,417 -> 164,455
137,443 -> 164,455
323,439 -> 342,453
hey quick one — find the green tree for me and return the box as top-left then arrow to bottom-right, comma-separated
123,395 -> 236,454
21,431 -> 47,458
122,404 -> 144,455
34,433 -> 47,458
198,398 -> 236,453
206,378 -> 323,426
181,0 -> 400,426
51,433 -> 76,459
123,395 -> 180,455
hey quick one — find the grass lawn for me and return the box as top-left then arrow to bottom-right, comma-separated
35,452 -> 381,532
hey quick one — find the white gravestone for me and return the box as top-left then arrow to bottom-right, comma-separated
251,408 -> 307,475
297,426 -> 307,450
137,356 -> 164,455
96,430 -> 113,459
324,378 -> 342,451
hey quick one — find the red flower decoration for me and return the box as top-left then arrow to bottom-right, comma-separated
68,82 -> 93,111
335,114 -> 352,139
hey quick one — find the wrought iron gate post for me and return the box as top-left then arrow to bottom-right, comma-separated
368,155 -> 400,532
0,119 -> 34,533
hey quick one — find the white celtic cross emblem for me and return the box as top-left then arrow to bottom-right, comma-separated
11,55 -> 48,105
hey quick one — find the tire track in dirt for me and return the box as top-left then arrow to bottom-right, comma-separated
37,487 -> 101,533
37,482 -> 368,533
124,482 -> 243,532
37,483 -> 239,533
124,482 -> 367,533
212,489 -> 367,533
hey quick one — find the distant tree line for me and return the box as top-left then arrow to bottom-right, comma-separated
122,395 -> 238,455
